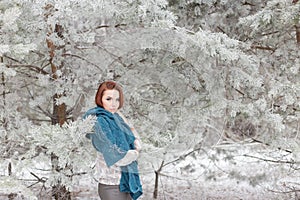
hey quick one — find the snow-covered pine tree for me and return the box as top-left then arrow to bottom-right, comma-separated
237,0 -> 300,148
168,0 -> 299,196
2,0 -> 297,198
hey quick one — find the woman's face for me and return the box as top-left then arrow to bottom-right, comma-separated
101,89 -> 120,113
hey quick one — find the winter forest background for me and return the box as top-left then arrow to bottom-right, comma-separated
0,0 -> 300,199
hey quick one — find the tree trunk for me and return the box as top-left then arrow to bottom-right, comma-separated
1,58 -> 16,200
50,82 -> 71,200
153,161 -> 164,199
52,93 -> 67,126
153,171 -> 159,199
50,94 -> 70,199
44,5 -> 71,199
50,90 -> 70,200
296,25 -> 300,44
48,50 -> 71,200
7,163 -> 17,200
1,57 -> 5,106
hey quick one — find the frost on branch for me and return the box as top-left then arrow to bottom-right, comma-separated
0,176 -> 37,200
0,63 -> 16,77
12,117 -> 97,191
1,6 -> 21,32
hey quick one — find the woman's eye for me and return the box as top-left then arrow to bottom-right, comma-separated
106,97 -> 112,101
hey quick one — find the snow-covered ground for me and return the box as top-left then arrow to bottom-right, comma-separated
1,141 -> 299,199
73,142 -> 299,200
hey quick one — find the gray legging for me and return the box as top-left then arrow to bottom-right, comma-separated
98,183 -> 132,200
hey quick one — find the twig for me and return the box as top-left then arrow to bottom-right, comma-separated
250,138 -> 293,153
62,53 -> 102,70
3,55 -> 22,63
251,45 -> 275,52
267,187 -> 300,195
95,23 -> 127,29
28,172 -> 47,188
242,154 -> 298,165
162,146 -> 202,168
36,105 -> 53,119
9,64 -> 49,75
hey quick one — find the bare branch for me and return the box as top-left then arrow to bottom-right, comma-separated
95,25 -> 110,29
36,105 -> 54,119
3,55 -> 22,63
9,64 -> 49,75
62,53 -> 102,70
95,23 -> 127,29
251,138 -> 293,153
163,145 -> 202,168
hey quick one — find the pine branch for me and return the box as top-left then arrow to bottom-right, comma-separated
250,138 -> 293,153
66,93 -> 85,119
29,172 -> 47,184
243,2 -> 256,6
62,53 -> 102,70
268,187 -> 300,195
9,64 -> 49,75
65,171 -> 87,178
30,118 -> 52,123
261,31 -> 280,36
98,45 -> 128,68
251,45 -> 275,52
95,25 -> 110,29
217,26 -> 226,34
3,55 -> 21,63
95,23 -> 127,29
36,105 -> 53,118
153,143 -> 203,199
162,145 -> 203,168
0,91 -> 11,97
242,154 -> 298,165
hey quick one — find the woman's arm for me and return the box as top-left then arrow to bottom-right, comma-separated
115,149 -> 139,166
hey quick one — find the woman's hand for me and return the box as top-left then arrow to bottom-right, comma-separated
134,139 -> 142,152
115,150 -> 139,166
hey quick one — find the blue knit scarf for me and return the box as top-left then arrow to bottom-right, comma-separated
84,106 -> 143,200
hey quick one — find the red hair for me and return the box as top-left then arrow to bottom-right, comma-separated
95,81 -> 124,109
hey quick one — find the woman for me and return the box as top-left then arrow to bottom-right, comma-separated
84,81 -> 143,200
